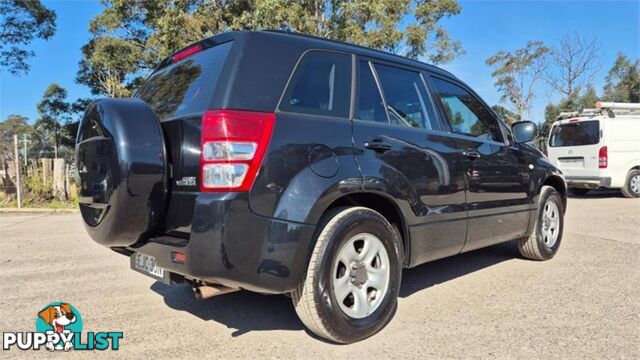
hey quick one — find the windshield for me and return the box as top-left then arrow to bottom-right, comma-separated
136,41 -> 233,121
549,120 -> 600,147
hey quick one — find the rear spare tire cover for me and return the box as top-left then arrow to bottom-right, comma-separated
75,98 -> 167,247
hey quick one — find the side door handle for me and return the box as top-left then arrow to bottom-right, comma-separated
364,139 -> 392,152
462,150 -> 481,159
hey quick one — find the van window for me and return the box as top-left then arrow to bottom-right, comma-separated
431,77 -> 503,142
280,51 -> 351,118
374,64 -> 437,129
136,41 -> 233,121
356,61 -> 387,123
549,121 -> 600,147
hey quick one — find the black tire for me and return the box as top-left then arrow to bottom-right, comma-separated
621,169 -> 640,198
292,207 -> 402,343
569,187 -> 590,196
518,185 -> 564,261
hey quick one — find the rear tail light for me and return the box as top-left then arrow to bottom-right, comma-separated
598,146 -> 608,169
200,110 -> 276,191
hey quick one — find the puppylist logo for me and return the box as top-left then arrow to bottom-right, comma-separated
3,302 -> 123,351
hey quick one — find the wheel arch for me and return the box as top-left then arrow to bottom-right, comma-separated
541,174 -> 567,213
320,192 -> 410,267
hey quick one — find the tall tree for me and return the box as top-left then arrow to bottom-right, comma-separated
603,53 -> 640,103
35,84 -> 70,158
486,41 -> 549,120
0,114 -> 31,161
0,0 -> 56,75
78,0 -> 465,97
545,33 -> 601,102
491,104 -> 520,125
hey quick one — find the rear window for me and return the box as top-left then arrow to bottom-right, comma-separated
549,120 -> 600,147
279,50 -> 351,118
136,41 -> 233,121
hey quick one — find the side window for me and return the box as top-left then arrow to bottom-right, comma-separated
280,51 -> 351,118
431,77 -> 503,142
373,63 -> 438,130
356,61 -> 387,123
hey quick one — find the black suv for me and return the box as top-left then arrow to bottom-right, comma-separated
76,30 -> 567,343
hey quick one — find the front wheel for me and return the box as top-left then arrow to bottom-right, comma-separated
621,169 -> 640,198
292,207 -> 402,343
518,186 -> 564,261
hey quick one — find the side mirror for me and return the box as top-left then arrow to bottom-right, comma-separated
511,121 -> 537,143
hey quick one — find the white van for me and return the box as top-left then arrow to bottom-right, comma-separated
547,102 -> 640,198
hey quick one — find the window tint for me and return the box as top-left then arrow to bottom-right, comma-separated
357,61 -> 387,123
549,121 -> 600,147
431,77 -> 503,142
280,51 -> 351,117
373,64 -> 437,130
136,41 -> 233,121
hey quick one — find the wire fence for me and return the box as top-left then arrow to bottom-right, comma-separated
0,157 -> 77,208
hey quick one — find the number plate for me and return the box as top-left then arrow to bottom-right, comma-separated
131,253 -> 166,280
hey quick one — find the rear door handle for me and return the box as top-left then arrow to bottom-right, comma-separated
364,139 -> 392,152
462,150 -> 481,159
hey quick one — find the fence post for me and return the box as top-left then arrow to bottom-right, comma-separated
14,135 -> 21,208
53,159 -> 65,200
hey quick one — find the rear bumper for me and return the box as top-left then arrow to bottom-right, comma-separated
565,176 -> 612,189
126,193 -> 316,294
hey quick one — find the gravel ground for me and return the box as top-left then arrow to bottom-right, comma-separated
1,191 -> 638,359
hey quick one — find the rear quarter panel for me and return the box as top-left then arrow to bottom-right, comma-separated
249,112 -> 363,224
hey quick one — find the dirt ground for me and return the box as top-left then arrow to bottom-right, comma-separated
1,191 -> 638,359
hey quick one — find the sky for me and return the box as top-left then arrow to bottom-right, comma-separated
0,0 -> 639,124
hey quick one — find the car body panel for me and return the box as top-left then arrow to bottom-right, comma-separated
78,30 -> 567,294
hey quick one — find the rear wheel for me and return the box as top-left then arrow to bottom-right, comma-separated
621,169 -> 640,198
292,207 -> 402,343
569,187 -> 590,196
518,186 -> 564,261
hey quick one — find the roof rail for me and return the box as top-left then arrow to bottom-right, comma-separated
557,102 -> 640,120
557,108 -> 603,120
596,101 -> 640,110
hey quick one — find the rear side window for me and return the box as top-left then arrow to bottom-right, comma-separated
136,41 -> 233,121
280,51 -> 351,118
374,64 -> 437,130
431,77 -> 503,142
356,61 -> 387,123
549,121 -> 600,147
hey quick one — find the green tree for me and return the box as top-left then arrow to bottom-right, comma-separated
78,0 -> 465,97
540,85 -> 600,140
579,85 -> 599,109
486,41 -> 549,120
59,98 -> 95,150
603,53 -> 640,103
35,84 -> 70,158
0,0 -> 56,75
0,114 -> 31,161
491,104 -> 521,125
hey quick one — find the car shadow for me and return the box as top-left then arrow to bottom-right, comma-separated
150,281 -> 305,337
400,240 -> 517,297
568,189 -> 625,199
151,240 -> 519,337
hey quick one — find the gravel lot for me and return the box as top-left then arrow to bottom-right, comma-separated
1,192 -> 638,359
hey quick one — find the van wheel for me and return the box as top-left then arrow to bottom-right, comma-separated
292,207 -> 402,344
621,169 -> 640,198
518,186 -> 564,261
569,187 -> 590,196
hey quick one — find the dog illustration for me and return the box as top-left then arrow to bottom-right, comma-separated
38,303 -> 76,351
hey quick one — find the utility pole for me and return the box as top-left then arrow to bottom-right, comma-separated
14,135 -> 22,208
19,134 -> 31,166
